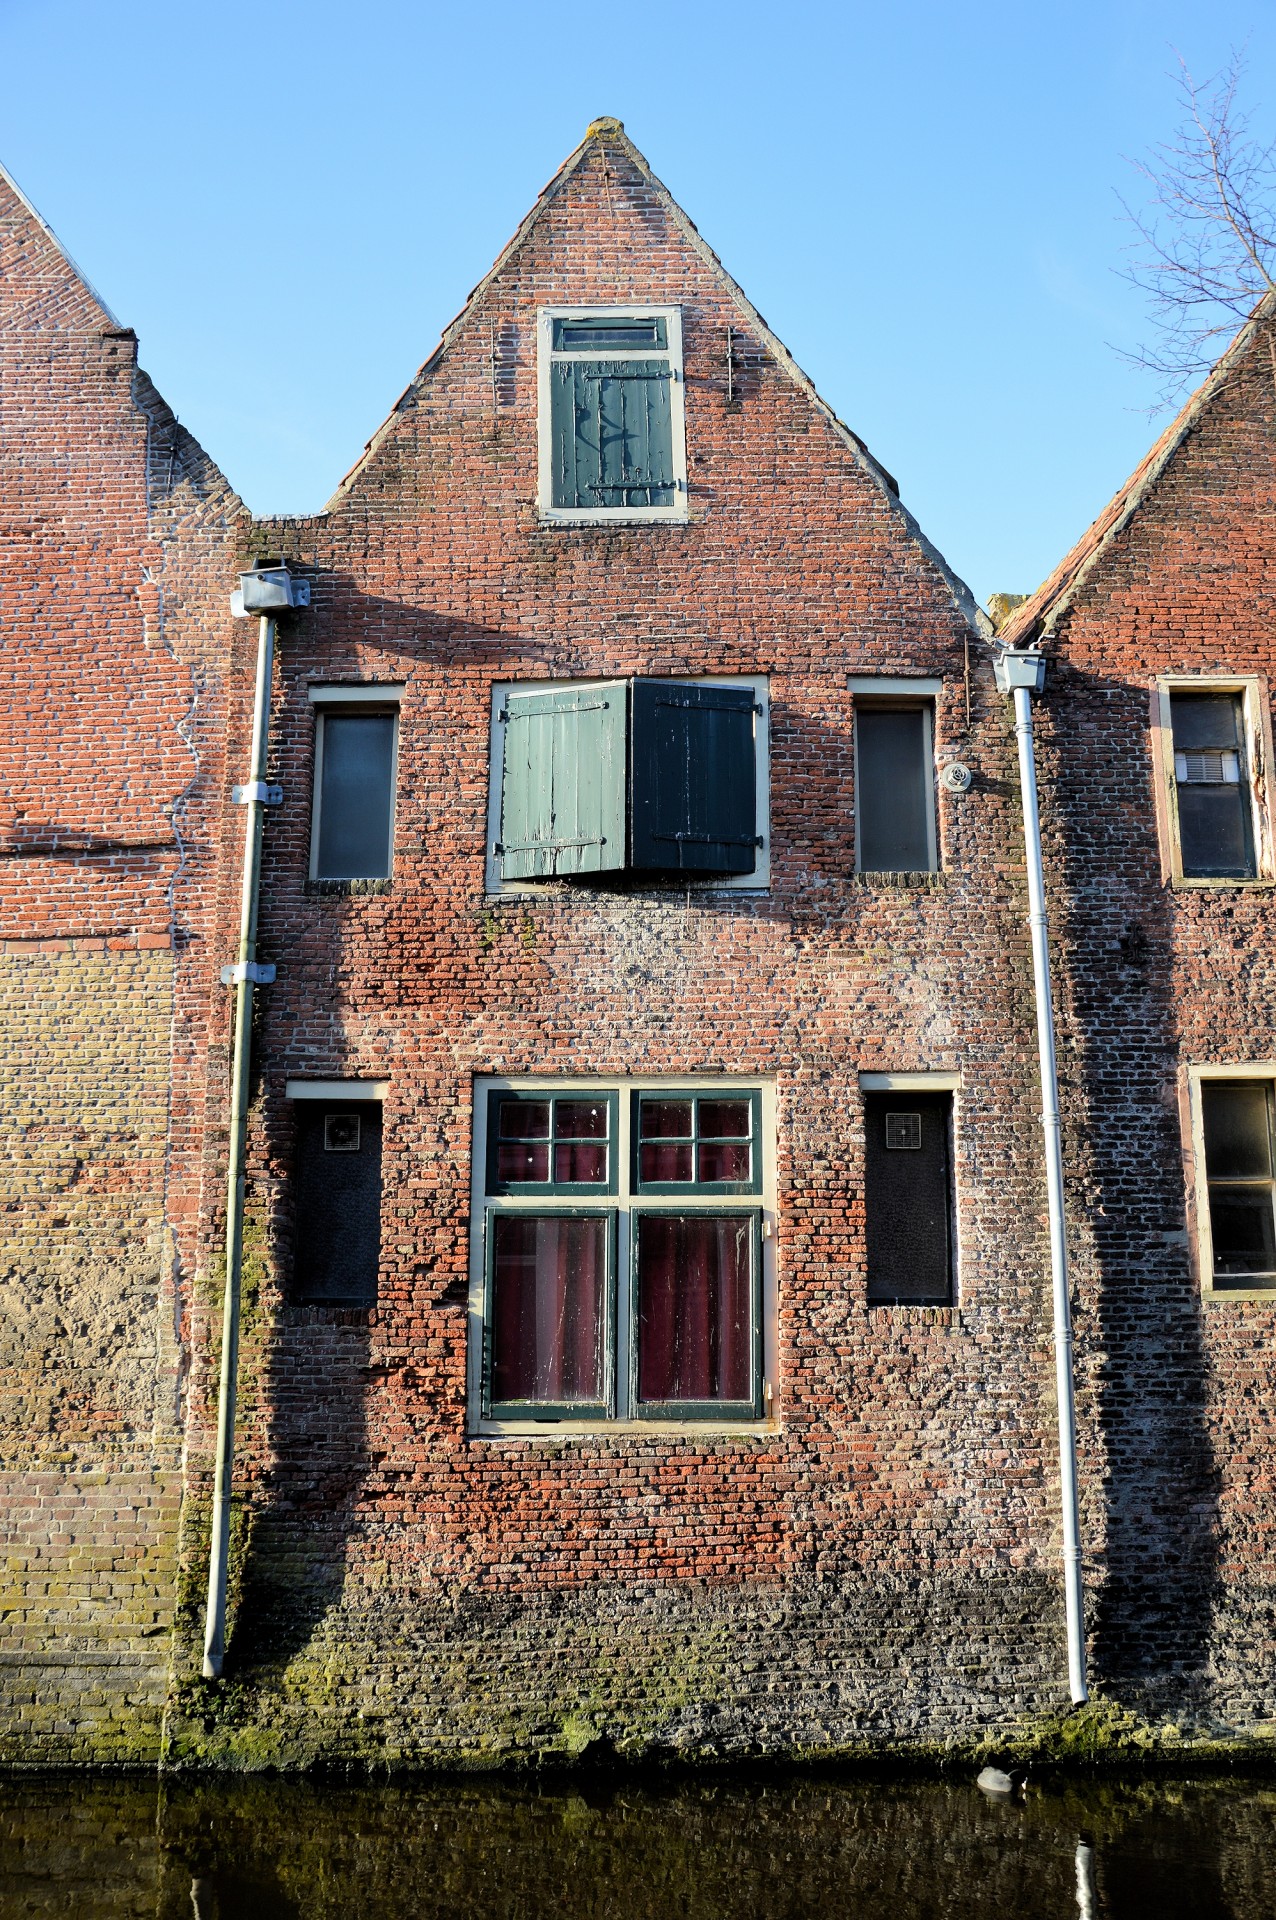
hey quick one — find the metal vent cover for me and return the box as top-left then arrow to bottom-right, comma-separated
885,1111 -> 922,1151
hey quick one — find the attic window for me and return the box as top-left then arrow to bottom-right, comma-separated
538,307 -> 688,524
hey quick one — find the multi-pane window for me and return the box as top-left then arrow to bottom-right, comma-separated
1170,691 -> 1257,880
309,687 -> 401,882
854,700 -> 937,874
474,1084 -> 767,1427
863,1089 -> 954,1304
1200,1080 -> 1276,1291
487,677 -> 769,890
538,308 -> 687,522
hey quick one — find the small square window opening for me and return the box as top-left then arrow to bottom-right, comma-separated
310,705 -> 399,882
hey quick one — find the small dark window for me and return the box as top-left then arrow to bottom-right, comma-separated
855,705 -> 935,873
864,1090 -> 953,1303
486,1091 -> 617,1193
313,709 -> 397,880
1170,692 -> 1256,880
1202,1081 -> 1276,1288
634,1091 -> 761,1192
293,1101 -> 382,1303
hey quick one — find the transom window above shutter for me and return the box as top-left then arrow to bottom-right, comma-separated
498,686 -> 627,880
629,680 -> 759,875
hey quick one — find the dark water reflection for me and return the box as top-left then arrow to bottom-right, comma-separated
2,1771 -> 1275,1918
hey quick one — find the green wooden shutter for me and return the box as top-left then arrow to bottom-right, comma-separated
499,687 -> 627,880
629,681 -> 759,875
550,360 -> 674,509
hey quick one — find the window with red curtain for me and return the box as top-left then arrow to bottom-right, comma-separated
478,1082 -> 764,1425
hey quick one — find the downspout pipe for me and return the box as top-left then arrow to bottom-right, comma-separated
995,645 -> 1088,1706
203,567 -> 307,1681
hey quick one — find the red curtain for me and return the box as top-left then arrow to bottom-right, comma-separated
491,1215 -> 605,1403
637,1214 -> 752,1403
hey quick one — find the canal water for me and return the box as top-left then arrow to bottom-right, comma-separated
1,1771 -> 1274,1917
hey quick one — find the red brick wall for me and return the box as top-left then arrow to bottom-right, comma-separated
1034,323 -> 1276,1725
0,170 -> 243,1761
165,129 -> 1081,1764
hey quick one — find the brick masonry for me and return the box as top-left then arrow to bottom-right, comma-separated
3,125 -> 1275,1768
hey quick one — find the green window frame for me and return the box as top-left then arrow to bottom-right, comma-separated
485,1089 -> 620,1196
632,1089 -> 763,1195
474,1081 -> 769,1429
482,1207 -> 617,1422
629,1209 -> 764,1423
538,307 -> 687,524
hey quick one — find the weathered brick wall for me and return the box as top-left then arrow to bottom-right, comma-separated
0,170 -> 242,1762
164,126 -> 1092,1765
1027,320 -> 1276,1727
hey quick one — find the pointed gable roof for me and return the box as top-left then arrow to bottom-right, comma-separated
0,161 -> 121,332
999,288 -> 1276,649
327,118 -> 990,637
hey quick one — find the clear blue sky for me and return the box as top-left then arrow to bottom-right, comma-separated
4,0 -> 1272,605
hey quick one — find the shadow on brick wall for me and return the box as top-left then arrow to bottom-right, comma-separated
1047,665 -> 1221,1717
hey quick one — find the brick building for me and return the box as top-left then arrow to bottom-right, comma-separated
2,121 -> 1274,1767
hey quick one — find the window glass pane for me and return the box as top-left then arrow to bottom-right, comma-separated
490,1215 -> 606,1404
636,1215 -> 753,1404
1209,1189 -> 1276,1278
499,1099 -> 550,1138
641,1101 -> 693,1138
315,712 -> 395,880
1176,784 -> 1255,879
698,1100 -> 751,1138
856,707 -> 932,872
555,1100 -> 608,1138
554,1142 -> 607,1184
1171,692 -> 1242,752
554,317 -> 667,351
1203,1084 -> 1273,1179
640,1141 -> 694,1183
697,1141 -> 751,1183
497,1139 -> 548,1183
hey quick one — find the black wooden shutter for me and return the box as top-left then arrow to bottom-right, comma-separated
293,1102 -> 383,1304
499,686 -> 627,879
629,680 -> 758,875
863,1091 -> 953,1304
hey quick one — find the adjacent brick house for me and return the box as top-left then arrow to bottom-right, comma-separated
3,120 -> 1274,1766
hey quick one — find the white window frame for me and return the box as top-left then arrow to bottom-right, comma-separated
307,683 -> 404,883
1184,1061 -> 1276,1302
484,674 -> 771,895
468,1075 -> 778,1437
1152,676 -> 1274,888
848,677 -> 941,875
536,306 -> 689,525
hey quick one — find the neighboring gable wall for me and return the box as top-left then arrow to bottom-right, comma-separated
162,127 -> 1076,1765
0,170 -> 243,1762
1030,315 -> 1276,1723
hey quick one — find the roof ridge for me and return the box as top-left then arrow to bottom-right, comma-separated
322,120 -> 991,636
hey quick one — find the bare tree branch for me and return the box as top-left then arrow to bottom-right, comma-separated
1119,51 -> 1276,405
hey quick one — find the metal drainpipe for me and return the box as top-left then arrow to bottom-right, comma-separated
995,645 -> 1088,1705
203,567 -> 306,1681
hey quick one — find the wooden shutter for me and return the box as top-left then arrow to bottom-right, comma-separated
499,687 -> 627,880
629,680 -> 758,875
551,360 -> 674,509
864,1091 -> 953,1304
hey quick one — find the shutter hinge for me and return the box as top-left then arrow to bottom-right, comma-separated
220,961 -> 276,986
232,781 -> 283,806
